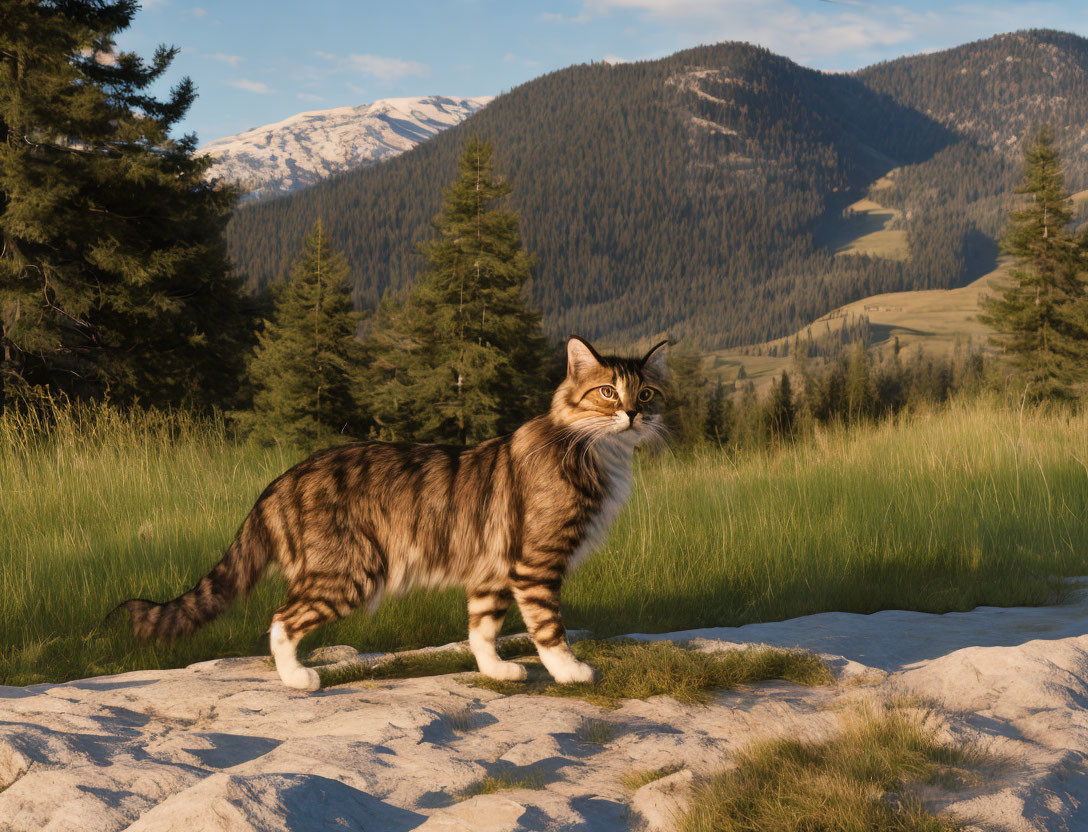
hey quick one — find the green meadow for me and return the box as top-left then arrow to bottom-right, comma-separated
2,398 -> 1087,686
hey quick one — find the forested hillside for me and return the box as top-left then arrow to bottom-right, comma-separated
857,30 -> 1088,183
226,31 -> 1088,348
855,29 -> 1088,260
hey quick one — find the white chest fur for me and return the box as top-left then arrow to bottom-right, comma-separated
568,441 -> 634,570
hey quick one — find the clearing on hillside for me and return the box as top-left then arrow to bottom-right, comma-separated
707,258 -> 1008,392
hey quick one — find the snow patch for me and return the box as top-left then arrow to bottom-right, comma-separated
201,95 -> 492,199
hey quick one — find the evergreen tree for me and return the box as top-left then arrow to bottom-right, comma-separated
240,222 -> 366,447
766,370 -> 796,441
980,126 -> 1088,399
704,380 -> 730,446
845,342 -> 875,420
664,346 -> 710,447
367,138 -> 549,444
0,0 -> 251,412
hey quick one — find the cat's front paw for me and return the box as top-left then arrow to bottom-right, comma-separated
550,660 -> 596,685
483,660 -> 529,682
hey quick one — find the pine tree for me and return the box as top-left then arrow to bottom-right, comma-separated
240,222 -> 367,447
367,138 -> 549,444
0,0 -> 251,412
979,126 -> 1088,399
845,342 -> 875,420
663,346 -> 710,447
704,380 -> 730,446
766,370 -> 795,441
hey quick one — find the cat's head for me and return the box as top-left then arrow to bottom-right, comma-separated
550,336 -> 669,445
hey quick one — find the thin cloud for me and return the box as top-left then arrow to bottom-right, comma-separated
346,53 -> 429,81
310,51 -> 428,82
577,0 -> 1086,64
503,52 -> 541,67
539,11 -> 591,23
228,78 -> 275,94
602,54 -> 630,64
183,6 -> 207,17
297,92 -> 324,102
208,52 -> 243,66
581,0 -> 913,56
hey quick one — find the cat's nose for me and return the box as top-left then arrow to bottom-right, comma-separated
625,410 -> 637,424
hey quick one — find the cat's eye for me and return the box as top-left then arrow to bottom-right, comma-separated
638,388 -> 655,403
598,385 -> 617,400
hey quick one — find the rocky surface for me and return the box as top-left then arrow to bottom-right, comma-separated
4,587 -> 1088,831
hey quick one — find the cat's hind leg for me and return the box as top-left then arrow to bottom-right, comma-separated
467,588 -> 527,681
270,573 -> 377,690
270,611 -> 321,691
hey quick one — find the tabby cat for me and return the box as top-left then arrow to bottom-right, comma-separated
123,337 -> 668,690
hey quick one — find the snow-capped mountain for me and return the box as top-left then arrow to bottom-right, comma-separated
202,95 -> 492,199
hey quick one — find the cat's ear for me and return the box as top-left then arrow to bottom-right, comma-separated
641,340 -> 669,377
567,336 -> 603,377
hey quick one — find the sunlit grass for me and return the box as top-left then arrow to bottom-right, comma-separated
677,703 -> 982,832
466,641 -> 831,707
575,717 -> 617,745
568,397 -> 1088,637
3,397 -> 1088,685
621,763 -> 685,792
458,769 -> 548,800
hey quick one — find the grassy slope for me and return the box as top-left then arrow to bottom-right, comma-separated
3,399 -> 1087,685
710,176 -> 1007,392
707,265 -> 1004,394
821,173 -> 909,261
711,185 -> 1088,394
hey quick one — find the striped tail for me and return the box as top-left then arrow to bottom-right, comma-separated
121,511 -> 272,639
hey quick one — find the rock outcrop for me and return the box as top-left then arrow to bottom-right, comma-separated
4,586 -> 1088,830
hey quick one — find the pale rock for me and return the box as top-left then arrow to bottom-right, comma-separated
4,585 -> 1088,830
630,769 -> 695,832
414,795 -> 527,832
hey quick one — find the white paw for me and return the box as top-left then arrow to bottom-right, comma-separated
550,660 -> 596,685
482,661 -> 528,682
281,666 -> 321,691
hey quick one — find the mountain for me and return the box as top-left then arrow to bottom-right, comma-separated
202,96 -> 491,199
225,31 -> 1088,349
857,30 -> 1088,178
852,30 -> 1088,253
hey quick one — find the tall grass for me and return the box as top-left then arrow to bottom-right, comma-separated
678,704 -> 970,831
567,398 -> 1088,636
2,398 -> 1087,685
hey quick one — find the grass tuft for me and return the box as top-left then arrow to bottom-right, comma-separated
441,705 -> 479,733
467,640 -> 831,707
575,717 -> 617,745
458,769 -> 548,799
319,650 -> 478,688
677,705 -> 975,832
319,638 -> 539,688
621,763 -> 685,791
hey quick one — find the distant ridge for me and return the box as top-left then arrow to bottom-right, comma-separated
202,95 -> 491,199
226,31 -> 1088,348
857,29 -> 1088,172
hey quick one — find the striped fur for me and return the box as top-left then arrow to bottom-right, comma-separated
122,337 -> 669,689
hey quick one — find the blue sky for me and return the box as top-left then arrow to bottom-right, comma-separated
119,0 -> 1088,146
